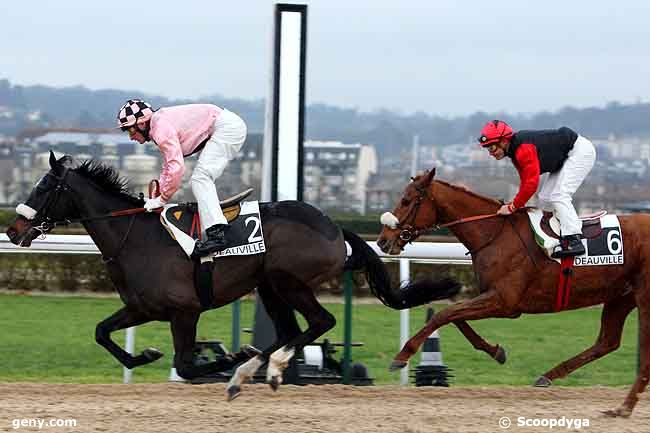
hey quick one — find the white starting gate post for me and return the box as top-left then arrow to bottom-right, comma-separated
254,3 -> 308,353
123,327 -> 135,384
399,259 -> 410,385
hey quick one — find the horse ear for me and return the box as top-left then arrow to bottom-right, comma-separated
49,150 -> 67,175
425,167 -> 436,183
49,150 -> 58,169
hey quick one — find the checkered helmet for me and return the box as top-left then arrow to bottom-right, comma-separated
117,99 -> 154,129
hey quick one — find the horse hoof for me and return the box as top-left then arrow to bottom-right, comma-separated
226,385 -> 241,402
269,376 -> 281,391
494,346 -> 507,364
602,407 -> 632,418
534,376 -> 552,387
242,344 -> 262,358
143,348 -> 164,361
389,360 -> 407,371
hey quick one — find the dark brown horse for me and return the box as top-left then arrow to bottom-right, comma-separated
6,153 -> 460,400
377,168 -> 650,417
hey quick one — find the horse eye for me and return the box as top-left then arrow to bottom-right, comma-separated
401,198 -> 410,206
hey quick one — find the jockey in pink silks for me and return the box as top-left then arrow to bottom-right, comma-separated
117,99 -> 247,258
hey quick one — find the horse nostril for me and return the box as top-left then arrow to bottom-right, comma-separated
377,239 -> 385,249
6,227 -> 17,241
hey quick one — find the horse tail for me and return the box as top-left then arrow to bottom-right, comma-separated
342,228 -> 462,310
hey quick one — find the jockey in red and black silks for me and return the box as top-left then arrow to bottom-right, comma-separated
478,120 -> 597,258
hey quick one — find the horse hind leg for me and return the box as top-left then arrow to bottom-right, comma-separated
226,281 -> 303,401
263,305 -> 301,392
264,311 -> 335,391
605,289 -> 650,417
535,292 -> 636,388
454,320 -> 507,364
264,272 -> 336,391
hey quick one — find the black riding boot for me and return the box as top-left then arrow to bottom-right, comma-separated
192,224 -> 230,258
551,234 -> 585,258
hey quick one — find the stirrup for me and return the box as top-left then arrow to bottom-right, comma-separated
191,240 -> 227,259
551,243 -> 585,259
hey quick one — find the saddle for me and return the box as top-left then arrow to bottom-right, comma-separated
158,187 -> 255,311
540,210 -> 607,240
163,188 -> 254,240
528,208 -> 624,267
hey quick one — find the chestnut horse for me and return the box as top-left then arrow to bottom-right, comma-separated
377,168 -> 650,417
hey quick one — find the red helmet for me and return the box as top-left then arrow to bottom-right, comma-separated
478,120 -> 513,147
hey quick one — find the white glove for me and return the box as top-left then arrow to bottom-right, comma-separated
144,196 -> 166,212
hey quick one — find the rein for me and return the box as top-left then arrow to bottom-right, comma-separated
397,212 -> 500,241
29,171 -> 163,234
437,213 -> 501,229
25,169 -> 162,261
391,178 -> 539,263
394,182 -> 501,241
31,205 -> 160,263
392,181 -> 508,255
32,206 -> 161,234
49,179 -> 162,229
397,212 -> 503,258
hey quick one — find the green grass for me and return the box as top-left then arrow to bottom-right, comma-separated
0,293 -> 640,386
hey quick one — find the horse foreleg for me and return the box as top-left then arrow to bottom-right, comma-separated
264,293 -> 335,390
454,320 -> 507,364
266,346 -> 296,390
537,292 -> 636,388
226,355 -> 265,401
95,307 -> 163,369
391,291 -> 511,369
605,291 -> 650,417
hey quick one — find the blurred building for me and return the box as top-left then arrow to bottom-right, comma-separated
2,130 -> 380,215
597,135 -> 650,162
303,140 -> 377,214
0,139 -> 16,204
1,129 -> 263,205
365,172 -> 403,214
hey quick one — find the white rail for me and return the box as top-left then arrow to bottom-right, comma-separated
0,234 -> 471,262
0,234 -> 100,254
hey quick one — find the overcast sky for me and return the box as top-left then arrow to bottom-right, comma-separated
2,0 -> 650,116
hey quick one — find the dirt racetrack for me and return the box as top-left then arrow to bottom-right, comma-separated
1,383 -> 649,433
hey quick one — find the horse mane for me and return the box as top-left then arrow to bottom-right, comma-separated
68,157 -> 144,205
434,179 -> 502,206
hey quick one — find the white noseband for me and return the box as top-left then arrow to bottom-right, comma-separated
16,204 -> 37,220
380,212 -> 400,229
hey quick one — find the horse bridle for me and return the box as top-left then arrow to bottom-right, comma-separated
392,182 -> 501,243
388,181 -> 539,262
394,184 -> 434,242
21,168 -> 157,261
27,167 -> 74,236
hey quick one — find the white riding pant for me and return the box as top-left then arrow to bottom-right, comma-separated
537,135 -> 596,236
190,109 -> 247,234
